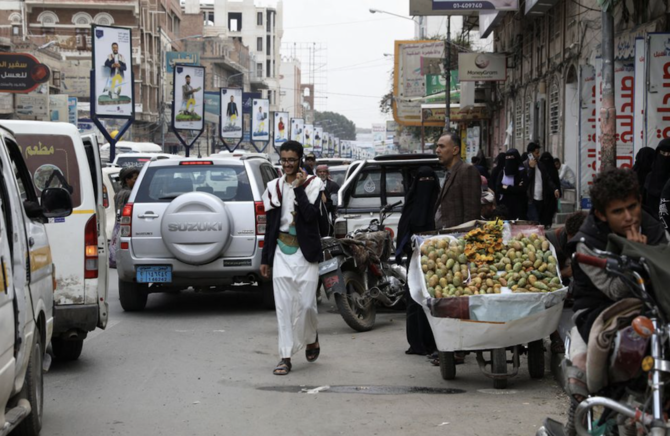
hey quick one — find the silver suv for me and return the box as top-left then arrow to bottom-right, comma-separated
116,156 -> 278,311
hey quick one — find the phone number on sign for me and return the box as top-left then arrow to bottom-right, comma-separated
450,3 -> 485,9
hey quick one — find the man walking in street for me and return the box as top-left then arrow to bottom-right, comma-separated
316,164 -> 340,234
260,141 -> 324,376
434,131 -> 482,229
524,142 -> 559,226
303,153 -> 316,175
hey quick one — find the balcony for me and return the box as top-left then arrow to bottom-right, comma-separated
525,0 -> 560,16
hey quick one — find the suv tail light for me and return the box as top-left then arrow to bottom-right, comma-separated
254,201 -> 266,235
335,220 -> 347,239
180,161 -> 213,165
102,184 -> 109,208
84,214 -> 98,279
120,202 -> 133,240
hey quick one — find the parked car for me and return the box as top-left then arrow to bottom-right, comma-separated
1,120 -> 109,362
0,125 -> 72,435
100,141 -> 162,164
116,155 -> 279,311
335,154 -> 445,240
102,167 -> 121,241
317,158 -> 352,167
328,164 -> 349,188
113,153 -> 179,169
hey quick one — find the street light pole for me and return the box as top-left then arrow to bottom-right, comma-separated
369,8 -> 423,38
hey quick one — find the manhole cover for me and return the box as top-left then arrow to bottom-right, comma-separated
257,385 -> 466,395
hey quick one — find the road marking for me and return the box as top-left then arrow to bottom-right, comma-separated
87,318 -> 121,341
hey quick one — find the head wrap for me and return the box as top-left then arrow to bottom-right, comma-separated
504,149 -> 521,176
647,139 -> 670,198
315,164 -> 329,172
633,147 -> 656,189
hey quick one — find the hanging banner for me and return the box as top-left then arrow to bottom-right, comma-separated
579,64 -> 597,207
251,98 -> 270,142
647,33 -> 670,147
49,95 -> 69,122
614,61 -> 635,169
242,92 -> 262,142
290,118 -> 304,143
634,38 -> 647,156
92,25 -> 133,118
314,127 -> 323,155
0,53 -> 51,93
595,58 -> 603,173
321,132 -> 329,156
173,64 -> 205,131
273,111 -> 289,148
68,97 -> 78,125
220,88 -> 242,139
303,124 -> 314,152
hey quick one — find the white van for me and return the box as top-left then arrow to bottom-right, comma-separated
100,141 -> 162,163
0,121 -> 109,362
0,125 -> 73,435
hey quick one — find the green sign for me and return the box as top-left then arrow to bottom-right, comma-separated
425,71 -> 459,102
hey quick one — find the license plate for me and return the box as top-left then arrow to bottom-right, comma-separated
319,258 -> 339,275
136,266 -> 172,283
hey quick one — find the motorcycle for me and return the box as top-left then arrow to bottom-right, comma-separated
537,234 -> 670,436
319,201 -> 406,332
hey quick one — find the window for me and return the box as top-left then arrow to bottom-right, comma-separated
93,12 -> 114,26
257,12 -> 263,26
550,84 -> 559,134
257,37 -> 263,52
12,26 -> 20,36
266,35 -> 271,56
525,100 -> 532,141
72,12 -> 92,26
515,99 -> 523,141
75,28 -> 90,50
256,63 -> 263,78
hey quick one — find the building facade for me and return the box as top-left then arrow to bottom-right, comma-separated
278,57 -> 303,120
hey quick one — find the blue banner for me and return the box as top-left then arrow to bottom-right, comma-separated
68,97 -> 77,125
166,52 -> 199,73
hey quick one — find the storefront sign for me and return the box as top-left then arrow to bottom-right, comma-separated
634,38 -> 646,155
15,93 -> 49,120
0,53 -> 51,93
62,65 -> 91,98
410,0 -> 518,15
614,62 -> 635,169
421,105 -> 489,126
647,33 -> 670,146
579,65 -> 597,205
49,95 -> 69,122
458,53 -> 506,82
165,52 -> 199,73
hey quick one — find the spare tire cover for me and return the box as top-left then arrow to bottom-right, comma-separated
161,192 -> 230,265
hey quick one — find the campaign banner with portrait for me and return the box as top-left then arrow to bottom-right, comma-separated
290,118 -> 304,143
273,111 -> 289,148
251,99 -> 270,142
303,124 -> 314,152
220,88 -> 243,139
92,25 -> 133,118
314,127 -> 323,155
173,65 -> 205,131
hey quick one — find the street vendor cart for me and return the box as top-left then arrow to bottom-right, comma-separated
408,221 -> 568,389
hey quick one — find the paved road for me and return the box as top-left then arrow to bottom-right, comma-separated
41,271 -> 568,436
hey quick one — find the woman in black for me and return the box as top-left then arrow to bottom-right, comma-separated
540,151 -> 561,228
633,147 -> 655,200
489,152 -> 506,192
396,166 -> 440,356
495,149 -> 529,220
644,139 -> 670,215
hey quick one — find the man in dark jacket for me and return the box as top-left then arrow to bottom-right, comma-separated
260,141 -> 324,376
524,142 -> 559,225
570,168 -> 669,343
315,164 -> 339,234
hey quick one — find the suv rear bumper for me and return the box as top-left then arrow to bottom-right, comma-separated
116,246 -> 268,287
54,304 -> 99,334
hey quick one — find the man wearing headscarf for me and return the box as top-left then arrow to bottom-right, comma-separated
396,167 -> 440,356
634,147 -> 655,200
495,149 -> 529,220
644,139 -> 670,215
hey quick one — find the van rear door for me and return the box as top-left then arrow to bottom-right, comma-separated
0,164 -> 16,401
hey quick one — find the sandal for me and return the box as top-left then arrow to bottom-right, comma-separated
306,334 -> 320,363
273,358 -> 292,375
561,359 -> 588,401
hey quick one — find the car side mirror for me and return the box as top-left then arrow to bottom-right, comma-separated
41,187 -> 73,218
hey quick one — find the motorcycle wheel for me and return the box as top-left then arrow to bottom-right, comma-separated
491,348 -> 508,389
528,340 -> 545,379
334,270 -> 376,332
439,352 -> 456,380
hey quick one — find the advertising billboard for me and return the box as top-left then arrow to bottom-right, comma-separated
92,25 -> 133,118
0,53 -> 51,93
410,0 -> 518,15
49,95 -> 69,122
304,124 -> 314,152
614,61 -> 634,169
290,118 -> 304,143
220,88 -> 243,139
251,98 -> 270,142
273,111 -> 289,148
314,127 -> 323,155
173,65 -> 205,131
458,53 -> 507,82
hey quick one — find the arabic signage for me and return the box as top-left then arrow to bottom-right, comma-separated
251,98 -> 270,142
372,123 -> 386,145
647,33 -> 670,146
394,40 -> 445,126
614,61 -> 634,169
92,25 -> 134,118
634,38 -> 646,155
15,93 -> 49,120
410,0 -> 518,15
62,64 -> 91,98
220,88 -> 243,140
420,105 -> 490,126
579,64 -> 597,204
458,53 -> 507,82
0,53 -> 51,93
172,64 -> 205,131
49,95 -> 69,122
166,52 -> 200,74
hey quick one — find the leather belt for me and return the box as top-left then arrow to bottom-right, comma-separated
278,232 -> 299,247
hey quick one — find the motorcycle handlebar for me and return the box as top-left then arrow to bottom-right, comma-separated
573,252 -> 608,269
383,201 -> 403,212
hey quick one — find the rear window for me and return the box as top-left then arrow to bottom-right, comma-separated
15,134 -> 82,207
135,165 -> 253,203
352,169 -> 405,197
116,156 -> 152,168
108,173 -> 121,196
330,170 -> 345,187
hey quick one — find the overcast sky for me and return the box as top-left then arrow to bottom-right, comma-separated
275,0 -> 417,129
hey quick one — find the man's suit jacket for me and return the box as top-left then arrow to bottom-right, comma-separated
434,159 -> 482,229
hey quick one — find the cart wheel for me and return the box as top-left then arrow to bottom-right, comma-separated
491,348 -> 508,389
528,340 -> 545,379
439,352 -> 456,380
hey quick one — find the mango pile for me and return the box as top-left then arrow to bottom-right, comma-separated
420,231 -> 563,298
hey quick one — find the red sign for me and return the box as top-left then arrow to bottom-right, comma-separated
0,53 -> 51,93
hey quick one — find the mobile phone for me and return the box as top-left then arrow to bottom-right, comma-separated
528,153 -> 535,161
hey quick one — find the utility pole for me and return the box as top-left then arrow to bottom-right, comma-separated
600,8 -> 616,170
444,16 -> 451,132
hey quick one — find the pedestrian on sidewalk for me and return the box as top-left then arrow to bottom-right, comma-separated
633,147 -> 655,200
490,152 -> 506,192
260,141 -> 324,376
524,143 -> 560,227
554,158 -> 576,189
540,152 -> 561,228
434,131 -> 481,229
396,166 -> 439,356
643,139 -> 670,216
495,148 -> 529,220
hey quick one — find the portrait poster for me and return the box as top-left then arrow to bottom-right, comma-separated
173,65 -> 205,131
303,124 -> 314,152
92,25 -> 133,117
290,118 -> 304,143
273,111 -> 289,147
314,127 -> 323,155
220,88 -> 243,139
251,98 -> 270,141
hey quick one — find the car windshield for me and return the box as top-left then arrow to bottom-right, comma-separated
330,169 -> 345,187
116,156 -> 152,168
135,165 -> 253,202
